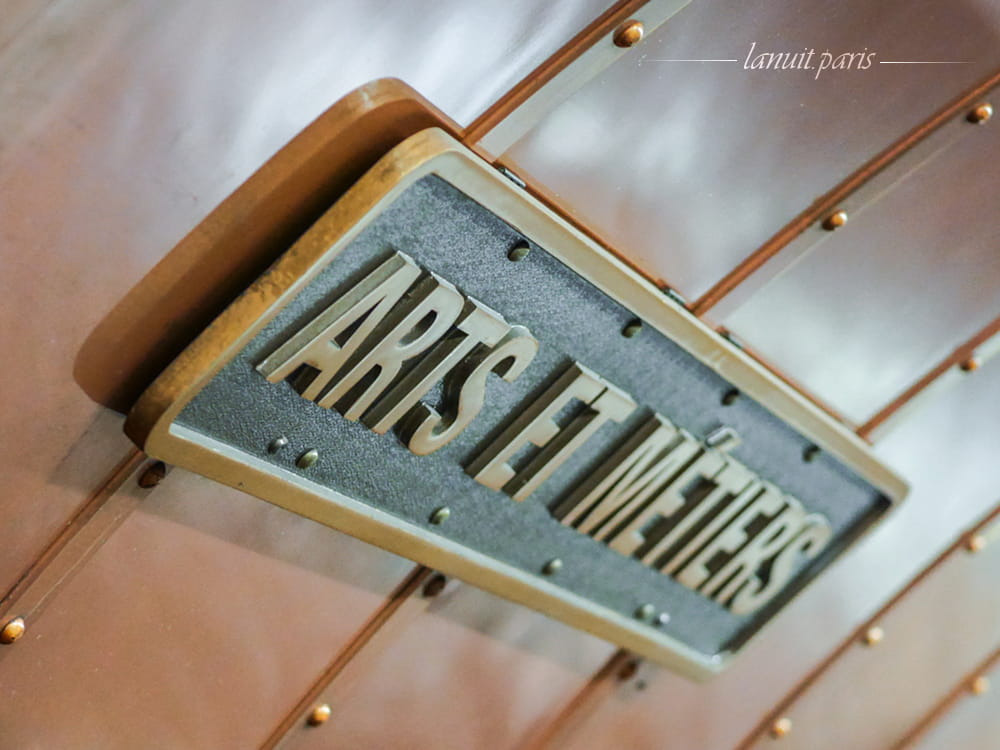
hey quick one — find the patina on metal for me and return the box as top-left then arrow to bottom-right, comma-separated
126,128 -> 906,679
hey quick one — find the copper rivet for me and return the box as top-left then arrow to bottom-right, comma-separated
507,241 -> 530,262
137,461 -> 166,489
822,210 -> 848,231
429,507 -> 451,525
968,103 -> 993,124
422,573 -> 448,598
959,357 -> 981,373
308,704 -> 332,726
966,534 -> 987,553
613,20 -> 644,48
771,717 -> 792,739
863,625 -> 884,646
267,436 -> 289,453
622,319 -> 643,338
542,558 -> 563,576
971,675 -> 991,695
635,603 -> 656,621
296,449 -> 319,469
0,616 -> 26,644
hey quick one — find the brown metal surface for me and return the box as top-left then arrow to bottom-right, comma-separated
0,449 -> 144,629
502,0 -> 1000,303
0,468 -> 415,748
740,515 -> 1000,749
277,586 -> 616,750
693,68 -> 1000,317
722,115 -> 1000,423
464,0 -> 646,146
858,312 -> 1000,438
902,653 -> 1000,749
262,565 -> 432,749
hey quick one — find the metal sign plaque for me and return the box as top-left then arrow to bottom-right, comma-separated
127,128 -> 906,679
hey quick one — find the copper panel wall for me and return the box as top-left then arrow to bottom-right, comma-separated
723,124 -> 1000,423
742,534 -> 1000,750
283,586 -> 615,750
0,467 -> 414,749
0,0 -> 610,597
501,0 -> 1000,300
911,662 -> 1000,749
5,3 -> 1000,748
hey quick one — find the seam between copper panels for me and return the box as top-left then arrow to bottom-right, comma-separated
463,0 -> 650,146
691,67 -> 1000,317
890,645 -> 1000,749
0,447 -> 144,616
733,500 -> 1000,750
858,313 -> 1000,440
518,649 -> 637,750
259,565 -> 432,750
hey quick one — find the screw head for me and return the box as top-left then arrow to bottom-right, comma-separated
613,20 -> 644,48
802,445 -> 821,463
0,616 -> 25,644
971,675 -> 991,695
422,573 -> 448,598
296,449 -> 319,469
622,319 -> 643,338
542,558 -> 563,576
771,717 -> 793,738
721,388 -> 741,406
863,625 -> 884,646
267,436 -> 289,453
966,534 -> 987,553
507,241 -> 531,262
429,507 -> 451,525
137,461 -> 166,489
968,103 -> 993,124
822,210 -> 848,231
307,703 -> 332,726
655,612 -> 671,627
634,603 -> 656,621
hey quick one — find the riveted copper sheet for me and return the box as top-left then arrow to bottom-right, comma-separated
723,123 -> 1000,424
742,536 -> 1000,750
279,586 -> 615,750
0,468 -> 413,749
910,661 -> 1000,749
501,0 -> 1000,301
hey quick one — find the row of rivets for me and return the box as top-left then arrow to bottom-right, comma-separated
818,103 -> 992,237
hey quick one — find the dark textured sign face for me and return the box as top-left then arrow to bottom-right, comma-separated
128,128 -> 906,679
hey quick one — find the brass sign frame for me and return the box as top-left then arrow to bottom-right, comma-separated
127,128 -> 907,679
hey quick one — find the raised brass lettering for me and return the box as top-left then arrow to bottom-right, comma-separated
467,363 -> 636,501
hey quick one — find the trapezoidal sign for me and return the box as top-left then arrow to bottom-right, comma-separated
127,128 -> 907,680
